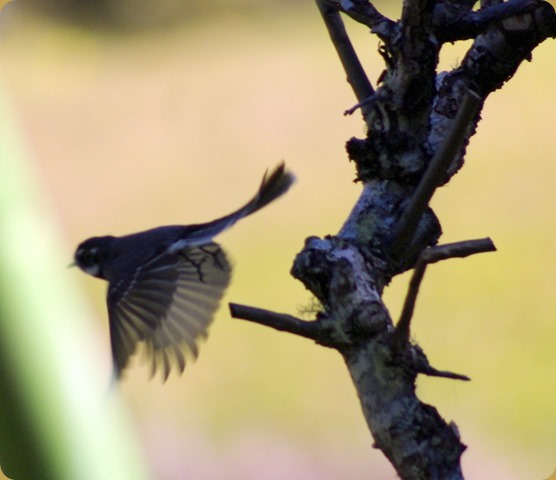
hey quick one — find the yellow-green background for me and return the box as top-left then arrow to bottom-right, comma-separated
1,1 -> 555,479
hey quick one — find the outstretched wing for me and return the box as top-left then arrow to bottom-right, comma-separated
107,242 -> 231,381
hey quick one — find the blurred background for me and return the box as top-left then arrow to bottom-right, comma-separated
0,0 -> 555,478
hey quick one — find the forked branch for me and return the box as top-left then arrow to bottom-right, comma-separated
393,238 -> 497,349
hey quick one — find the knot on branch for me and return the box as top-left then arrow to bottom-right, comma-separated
346,134 -> 427,185
290,236 -> 334,304
291,236 -> 392,340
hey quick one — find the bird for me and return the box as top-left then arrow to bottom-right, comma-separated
73,163 -> 295,382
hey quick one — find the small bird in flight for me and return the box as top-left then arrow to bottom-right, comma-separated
73,163 -> 294,381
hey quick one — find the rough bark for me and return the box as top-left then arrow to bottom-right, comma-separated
230,1 -> 556,478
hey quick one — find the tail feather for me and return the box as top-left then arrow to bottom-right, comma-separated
243,162 -> 296,216
179,163 -> 295,244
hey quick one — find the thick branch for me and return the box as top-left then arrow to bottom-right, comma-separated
430,0 -> 556,181
434,0 -> 544,42
292,237 -> 468,480
390,91 -> 482,259
401,0 -> 436,27
466,0 -> 556,97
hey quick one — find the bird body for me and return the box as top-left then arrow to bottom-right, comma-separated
74,164 -> 294,381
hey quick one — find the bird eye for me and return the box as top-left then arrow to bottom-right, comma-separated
78,247 -> 98,265
76,247 -> 100,276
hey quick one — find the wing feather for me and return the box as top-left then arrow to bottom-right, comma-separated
107,242 -> 231,380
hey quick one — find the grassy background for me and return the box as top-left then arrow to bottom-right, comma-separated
1,2 -> 555,479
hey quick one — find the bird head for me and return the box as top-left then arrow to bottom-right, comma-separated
73,236 -> 115,279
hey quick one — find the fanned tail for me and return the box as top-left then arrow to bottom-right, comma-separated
242,162 -> 296,216
178,163 -> 295,244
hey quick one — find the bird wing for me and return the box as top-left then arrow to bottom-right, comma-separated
107,242 -> 231,381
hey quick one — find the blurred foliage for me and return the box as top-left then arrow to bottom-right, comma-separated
0,89 -> 151,479
2,0 -> 308,30
4,0 -> 556,31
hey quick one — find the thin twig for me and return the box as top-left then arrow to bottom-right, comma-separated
419,365 -> 471,381
344,95 -> 376,116
315,0 -> 375,119
393,238 -> 496,348
390,90 -> 483,258
420,237 -> 497,264
229,303 -> 320,341
411,342 -> 471,380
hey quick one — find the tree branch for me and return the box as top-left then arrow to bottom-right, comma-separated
390,91 -> 482,259
292,237 -> 469,479
246,0 -> 555,477
315,0 -> 375,119
321,0 -> 396,41
229,303 -> 320,341
419,364 -> 471,382
393,238 -> 497,349
434,0 -> 544,42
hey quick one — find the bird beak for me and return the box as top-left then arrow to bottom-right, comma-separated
68,261 -> 76,268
